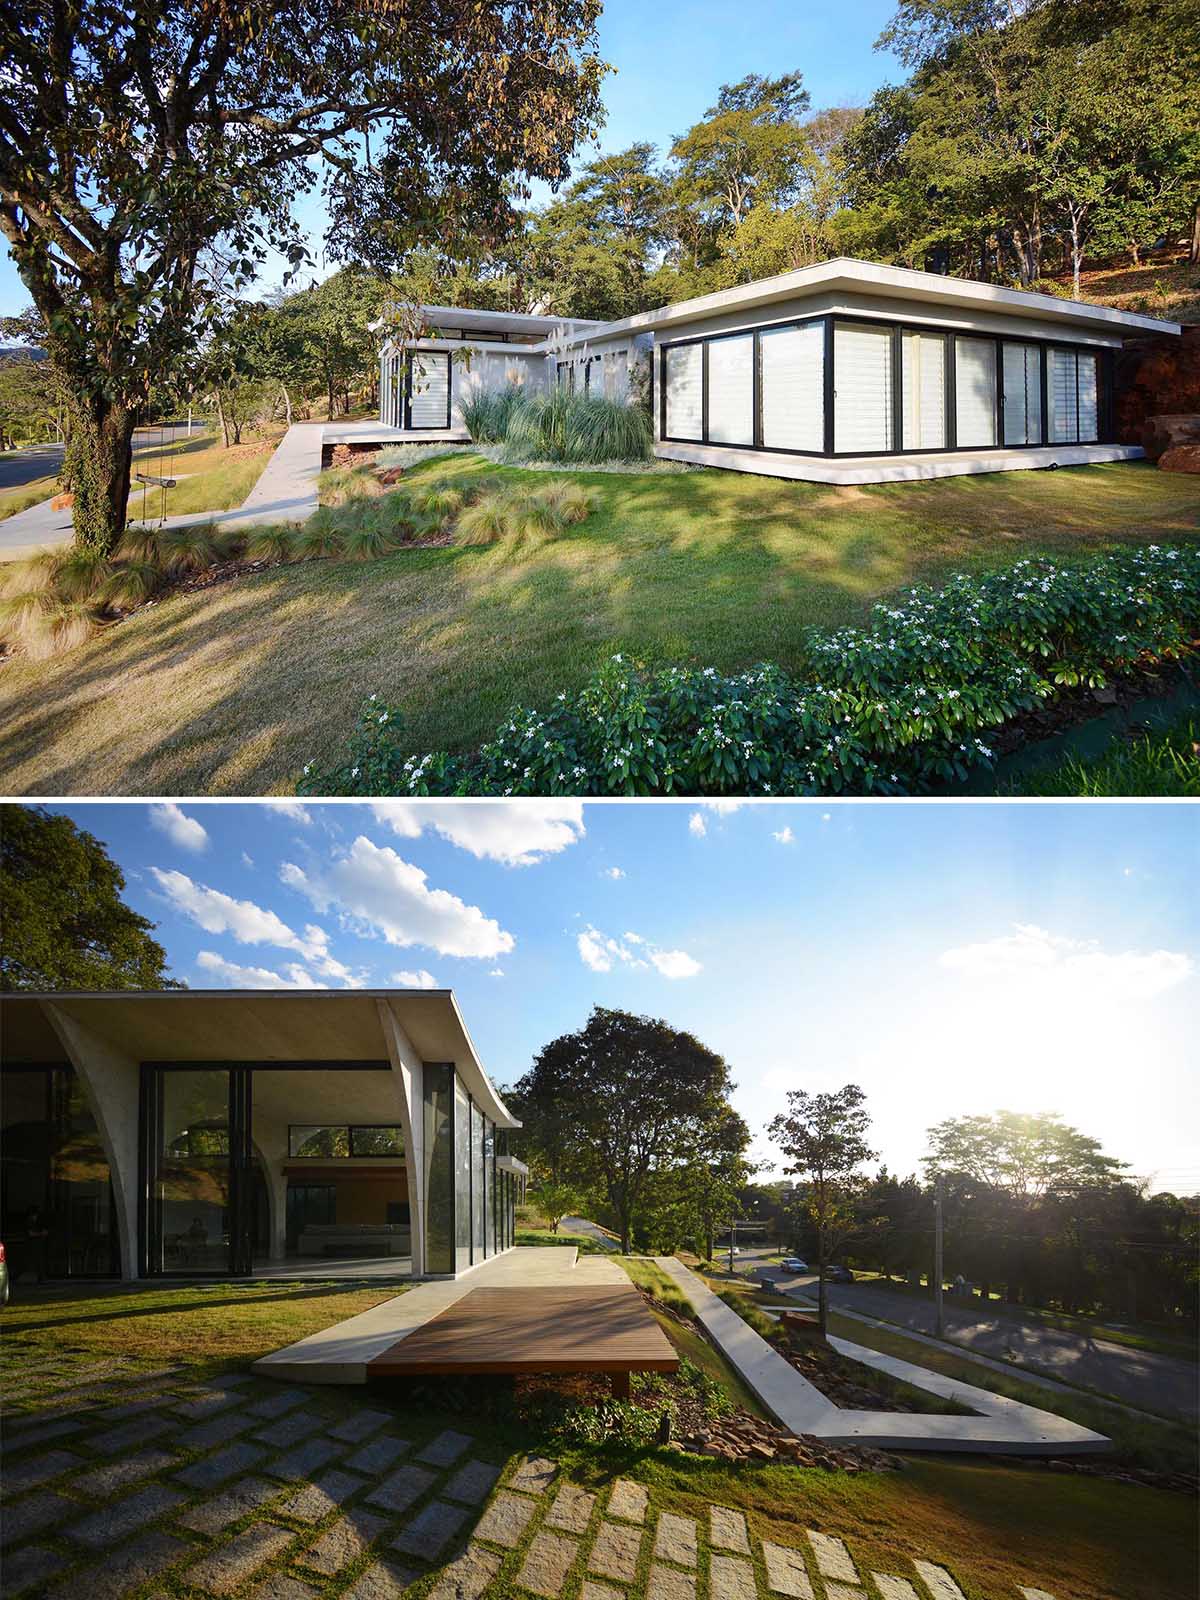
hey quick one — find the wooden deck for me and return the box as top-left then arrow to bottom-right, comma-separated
366,1283 -> 678,1397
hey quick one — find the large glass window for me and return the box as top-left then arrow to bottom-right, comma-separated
901,331 -> 946,450
1,1066 -> 119,1280
422,1063 -> 454,1274
157,1069 -> 231,1273
665,344 -> 703,440
471,1101 -> 485,1261
759,323 -> 823,453
955,337 -> 998,448
1046,348 -> 1099,443
706,334 -> 754,446
484,1121 -> 496,1257
287,1125 -> 404,1157
834,323 -> 894,452
1002,342 -> 1043,445
454,1075 -> 471,1273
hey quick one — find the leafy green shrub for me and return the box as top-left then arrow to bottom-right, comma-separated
298,545 -> 1200,797
460,383 -> 527,444
500,389 -> 653,464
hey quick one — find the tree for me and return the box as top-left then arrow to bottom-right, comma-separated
923,1111 -> 1127,1200
515,1006 -> 735,1254
0,0 -> 605,554
532,1178 -> 583,1235
1,805 -> 182,991
684,1104 -> 755,1263
671,75 -> 814,234
768,1085 -> 875,1333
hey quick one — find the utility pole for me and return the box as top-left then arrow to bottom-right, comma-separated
934,1173 -> 945,1338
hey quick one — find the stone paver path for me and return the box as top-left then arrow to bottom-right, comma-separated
0,1351 -> 1068,1600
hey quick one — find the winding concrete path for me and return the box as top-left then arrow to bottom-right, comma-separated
655,1256 -> 1110,1456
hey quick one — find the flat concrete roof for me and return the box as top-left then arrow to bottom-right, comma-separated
558,256 -> 1183,343
0,989 -> 520,1129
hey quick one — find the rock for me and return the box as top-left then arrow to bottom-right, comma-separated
1159,443 -> 1200,473
376,466 -> 406,485
1142,412 -> 1200,460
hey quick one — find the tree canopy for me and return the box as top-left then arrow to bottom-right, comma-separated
0,804 -> 182,991
514,1005 -> 736,1253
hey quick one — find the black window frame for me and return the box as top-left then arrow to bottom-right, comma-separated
657,310 -> 1115,460
285,1124 -> 407,1159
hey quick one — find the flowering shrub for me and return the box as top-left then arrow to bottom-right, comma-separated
298,545 -> 1199,797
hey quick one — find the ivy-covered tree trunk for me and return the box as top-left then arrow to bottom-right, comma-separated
63,397 -> 136,555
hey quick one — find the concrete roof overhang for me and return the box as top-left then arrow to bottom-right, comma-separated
553,256 -> 1183,344
0,989 -> 519,1128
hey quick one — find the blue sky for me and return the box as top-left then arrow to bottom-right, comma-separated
0,0 -> 904,320
44,799 -> 1200,1193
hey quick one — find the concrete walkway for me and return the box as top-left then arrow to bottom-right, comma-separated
0,420 -> 468,557
254,1246 -> 627,1386
655,1257 -> 1110,1456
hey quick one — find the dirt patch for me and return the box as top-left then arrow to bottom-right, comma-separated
322,442 -> 385,470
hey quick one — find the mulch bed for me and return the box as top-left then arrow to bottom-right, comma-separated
985,652 -> 1198,759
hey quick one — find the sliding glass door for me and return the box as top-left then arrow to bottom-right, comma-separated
146,1067 -> 253,1276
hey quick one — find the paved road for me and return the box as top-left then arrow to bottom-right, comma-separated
561,1216 -> 619,1251
0,443 -> 63,491
757,1270 -> 1197,1418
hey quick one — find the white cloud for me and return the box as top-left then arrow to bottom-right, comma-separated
370,801 -> 584,866
281,836 -> 514,959
241,852 -> 254,868
688,812 -> 707,838
196,951 -> 321,989
822,813 -> 832,823
150,868 -> 357,983
392,969 -> 439,989
490,968 -> 505,979
604,866 -> 625,880
773,826 -> 795,845
939,923 -> 1193,1001
150,803 -> 208,853
575,924 -> 701,980
650,948 -> 703,979
701,801 -> 746,815
264,801 -> 312,825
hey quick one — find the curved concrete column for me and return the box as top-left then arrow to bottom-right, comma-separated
377,1000 -> 425,1276
41,1001 -> 140,1280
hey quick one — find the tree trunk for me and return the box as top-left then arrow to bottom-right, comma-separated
817,1221 -> 829,1335
65,397 -> 136,555
280,383 -> 293,428
1190,202 -> 1200,266
215,389 -> 231,450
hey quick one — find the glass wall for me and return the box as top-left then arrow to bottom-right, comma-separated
156,1069 -> 232,1273
484,1121 -> 496,1257
834,323 -> 894,452
760,323 -> 823,452
955,337 -> 998,447
663,315 -> 1107,462
901,331 -> 946,450
422,1062 -> 454,1274
454,1075 -> 471,1273
470,1101 -> 485,1261
0,1066 -> 119,1280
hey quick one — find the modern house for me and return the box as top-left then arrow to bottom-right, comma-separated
377,257 -> 1180,483
0,989 -> 527,1283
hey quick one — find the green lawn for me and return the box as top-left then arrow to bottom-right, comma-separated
0,455 -> 1196,795
1005,710 -> 1200,796
2,1279 -> 1194,1600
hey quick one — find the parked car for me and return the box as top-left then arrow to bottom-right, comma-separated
0,1241 -> 8,1305
780,1257 -> 810,1273
825,1264 -> 854,1283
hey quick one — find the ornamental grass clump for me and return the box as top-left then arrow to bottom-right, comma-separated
298,544 -> 1200,799
460,383 -> 526,444
497,389 -> 653,465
